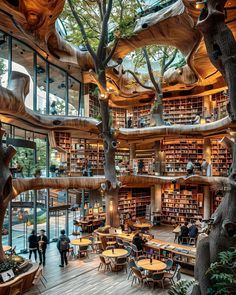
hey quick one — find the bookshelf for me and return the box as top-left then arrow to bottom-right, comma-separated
211,139 -> 232,176
127,104 -> 151,128
118,188 -> 151,219
161,184 -> 204,224
211,91 -> 228,119
112,107 -> 126,128
162,139 -> 203,175
89,85 -> 100,118
163,96 -> 203,125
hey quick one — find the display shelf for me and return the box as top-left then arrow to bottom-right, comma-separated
211,139 -> 232,176
127,104 -> 151,128
163,96 -> 203,125
161,183 -> 203,224
162,139 -> 203,175
111,107 -> 126,128
211,91 -> 228,119
118,188 -> 151,219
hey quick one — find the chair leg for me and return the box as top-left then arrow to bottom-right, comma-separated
161,280 -> 164,289
40,278 -> 46,288
131,276 -> 135,286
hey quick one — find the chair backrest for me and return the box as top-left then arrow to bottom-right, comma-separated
152,272 -> 165,280
9,278 -> 23,295
123,241 -> 130,248
131,267 -> 142,280
79,245 -> 88,251
131,243 -> 138,252
106,246 -> 115,250
174,264 -> 181,281
116,238 -> 124,245
128,258 -> 137,268
116,257 -> 127,264
99,255 -> 106,264
166,258 -> 174,269
126,246 -> 132,256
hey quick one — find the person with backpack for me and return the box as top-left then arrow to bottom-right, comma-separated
57,229 -> 70,267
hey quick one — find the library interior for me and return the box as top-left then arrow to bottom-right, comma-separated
0,0 -> 235,294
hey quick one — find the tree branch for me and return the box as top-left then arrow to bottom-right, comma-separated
123,69 -> 154,90
163,48 -> 178,73
142,47 -> 161,94
68,0 -> 98,63
104,39 -> 120,65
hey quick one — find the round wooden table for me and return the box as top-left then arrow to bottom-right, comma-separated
102,248 -> 128,258
133,223 -> 152,229
3,245 -> 11,252
137,259 -> 167,272
71,239 -> 92,247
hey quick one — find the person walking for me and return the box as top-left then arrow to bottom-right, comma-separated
57,229 -> 70,267
38,229 -> 48,266
28,230 -> 38,262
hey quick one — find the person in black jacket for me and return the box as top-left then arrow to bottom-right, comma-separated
178,221 -> 189,244
57,229 -> 70,267
132,232 -> 146,251
28,230 -> 38,262
38,229 -> 48,266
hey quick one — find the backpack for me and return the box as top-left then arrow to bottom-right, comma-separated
60,237 -> 69,251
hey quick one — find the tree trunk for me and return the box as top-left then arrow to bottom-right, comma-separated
151,101 -> 164,126
98,71 -> 120,228
0,204 -> 8,262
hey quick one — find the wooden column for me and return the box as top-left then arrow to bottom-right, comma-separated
129,143 -> 136,168
203,138 -> 212,218
154,141 -> 164,175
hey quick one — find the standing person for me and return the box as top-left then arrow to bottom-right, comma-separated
132,232 -> 146,251
38,229 -> 48,266
140,117 -> 145,128
57,229 -> 70,268
50,101 -> 57,115
191,113 -> 201,124
127,117 -> 132,128
28,230 -> 38,262
138,159 -> 144,174
186,159 -> 194,176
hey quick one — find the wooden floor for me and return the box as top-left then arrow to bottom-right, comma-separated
24,225 -> 192,295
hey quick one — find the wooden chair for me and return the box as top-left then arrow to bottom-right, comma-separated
106,245 -> 115,250
78,245 -> 89,258
189,237 -> 197,245
98,255 -> 112,272
131,244 -> 142,258
131,267 -> 147,287
116,238 -> 124,248
147,272 -> 165,289
8,279 -> 23,295
164,264 -> 181,285
127,258 -> 137,279
181,237 -> 189,244
165,258 -> 174,272
113,257 -> 128,273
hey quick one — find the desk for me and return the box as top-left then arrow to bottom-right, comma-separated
71,239 -> 92,247
102,249 -> 128,258
3,245 -> 11,252
133,223 -> 152,230
137,259 -> 166,272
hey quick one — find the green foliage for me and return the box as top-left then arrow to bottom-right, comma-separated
207,249 -> 236,295
0,259 -> 17,273
168,280 -> 196,295
0,58 -> 5,76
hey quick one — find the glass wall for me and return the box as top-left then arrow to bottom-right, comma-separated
0,29 -> 82,116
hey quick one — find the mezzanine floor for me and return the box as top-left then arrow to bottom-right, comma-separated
24,225 -> 192,295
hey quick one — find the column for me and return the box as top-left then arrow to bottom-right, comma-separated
154,141 -> 164,175
203,186 -> 211,219
129,143 -> 136,167
151,184 -> 162,213
203,138 -> 212,176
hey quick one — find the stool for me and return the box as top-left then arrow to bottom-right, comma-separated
189,237 -> 196,245
181,237 -> 189,244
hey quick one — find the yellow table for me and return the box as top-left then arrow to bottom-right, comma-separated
3,245 -> 11,252
133,223 -> 152,229
71,239 -> 92,247
137,259 -> 167,272
102,248 -> 128,258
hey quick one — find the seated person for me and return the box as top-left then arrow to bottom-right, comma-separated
186,159 -> 194,175
132,232 -> 146,251
178,221 -> 189,243
189,221 -> 198,238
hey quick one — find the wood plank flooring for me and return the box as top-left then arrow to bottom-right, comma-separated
24,225 -> 192,295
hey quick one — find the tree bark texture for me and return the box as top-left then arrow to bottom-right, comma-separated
0,127 -> 16,262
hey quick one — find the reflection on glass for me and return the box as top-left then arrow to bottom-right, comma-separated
37,56 -> 47,114
49,65 -> 66,116
0,32 -> 8,88
12,39 -> 34,109
68,77 -> 80,116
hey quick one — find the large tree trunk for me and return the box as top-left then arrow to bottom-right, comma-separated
98,72 -> 120,228
0,126 -> 16,262
191,2 -> 236,293
151,101 -> 164,126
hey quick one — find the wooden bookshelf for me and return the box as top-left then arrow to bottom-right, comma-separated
162,139 -> 203,175
211,91 -> 228,119
211,139 -> 232,176
112,107 -> 126,128
161,184 -> 203,224
127,104 -> 151,128
163,96 -> 203,125
118,188 -> 151,219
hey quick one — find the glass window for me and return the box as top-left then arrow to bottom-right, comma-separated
12,39 -> 34,109
68,77 -> 80,116
0,32 -> 9,88
37,56 -> 47,114
49,65 -> 66,116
